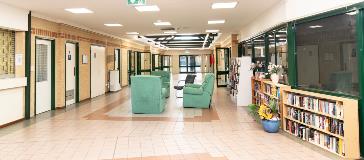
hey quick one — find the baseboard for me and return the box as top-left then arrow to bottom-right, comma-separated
0,118 -> 25,128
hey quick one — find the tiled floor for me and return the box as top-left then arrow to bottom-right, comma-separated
0,74 -> 333,160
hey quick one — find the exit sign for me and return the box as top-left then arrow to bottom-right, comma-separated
128,0 -> 146,5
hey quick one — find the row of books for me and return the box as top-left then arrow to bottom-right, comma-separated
263,83 -> 280,98
286,120 -> 345,156
286,93 -> 344,119
287,107 -> 344,136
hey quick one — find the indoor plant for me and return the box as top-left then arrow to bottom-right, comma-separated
258,99 -> 280,133
247,104 -> 260,122
267,63 -> 282,84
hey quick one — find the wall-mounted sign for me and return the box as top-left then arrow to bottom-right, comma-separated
15,54 -> 22,66
128,0 -> 146,5
82,54 -> 88,64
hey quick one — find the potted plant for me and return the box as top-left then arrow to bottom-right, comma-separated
247,104 -> 260,122
267,63 -> 282,84
258,99 -> 280,133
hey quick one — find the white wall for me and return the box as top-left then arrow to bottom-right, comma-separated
239,0 -> 364,41
0,2 -> 28,31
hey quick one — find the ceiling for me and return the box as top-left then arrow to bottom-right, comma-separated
0,0 -> 281,49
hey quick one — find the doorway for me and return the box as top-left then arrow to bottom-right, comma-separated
136,52 -> 151,75
65,42 -> 79,106
152,54 -> 161,71
216,48 -> 230,87
35,38 -> 54,114
162,55 -> 171,71
90,45 -> 106,98
114,49 -> 121,84
128,50 -> 135,84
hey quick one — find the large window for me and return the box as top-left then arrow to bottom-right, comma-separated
0,29 -> 15,79
296,12 -> 358,96
179,55 -> 201,73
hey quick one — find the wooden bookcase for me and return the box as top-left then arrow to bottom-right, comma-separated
251,77 -> 290,121
281,88 -> 360,159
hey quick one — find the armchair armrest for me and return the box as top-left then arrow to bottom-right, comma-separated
183,87 -> 203,95
185,84 -> 202,88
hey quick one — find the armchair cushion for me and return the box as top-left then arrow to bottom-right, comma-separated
151,71 -> 171,98
183,87 -> 203,95
185,84 -> 202,88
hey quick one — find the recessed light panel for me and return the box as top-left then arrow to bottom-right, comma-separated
126,32 -> 139,35
206,29 -> 219,33
164,31 -> 177,34
154,21 -> 171,26
208,20 -> 225,24
135,5 -> 160,12
212,2 -> 238,9
65,8 -> 93,14
104,23 -> 123,27
174,36 -> 199,40
309,25 -> 323,29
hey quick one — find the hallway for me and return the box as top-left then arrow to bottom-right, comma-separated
0,75 -> 331,160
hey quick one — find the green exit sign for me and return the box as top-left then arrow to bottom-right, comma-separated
128,0 -> 146,5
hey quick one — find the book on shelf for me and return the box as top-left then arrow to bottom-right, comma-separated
286,93 -> 344,119
286,107 -> 344,136
286,119 -> 345,156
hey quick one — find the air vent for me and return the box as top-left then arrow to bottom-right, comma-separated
160,27 -> 175,31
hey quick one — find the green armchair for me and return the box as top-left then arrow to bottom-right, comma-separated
183,73 -> 215,108
131,75 -> 166,114
151,71 -> 171,98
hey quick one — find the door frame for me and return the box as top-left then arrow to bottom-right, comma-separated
89,44 -> 106,98
114,48 -> 121,84
161,55 -> 171,71
64,41 -> 80,106
128,50 -> 135,85
215,47 -> 230,87
34,37 -> 56,114
136,51 -> 152,75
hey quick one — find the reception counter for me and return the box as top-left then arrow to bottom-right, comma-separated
0,77 -> 27,126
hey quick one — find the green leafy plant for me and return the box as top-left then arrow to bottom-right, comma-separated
247,104 -> 260,122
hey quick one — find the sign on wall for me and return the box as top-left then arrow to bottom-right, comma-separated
127,0 -> 146,5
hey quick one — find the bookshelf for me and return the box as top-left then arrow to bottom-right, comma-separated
282,88 -> 360,159
251,77 -> 290,121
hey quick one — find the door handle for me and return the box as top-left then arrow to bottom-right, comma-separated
74,67 -> 75,76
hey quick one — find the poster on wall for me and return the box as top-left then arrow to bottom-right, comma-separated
82,54 -> 88,64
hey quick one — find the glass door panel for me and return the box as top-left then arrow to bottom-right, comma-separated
216,48 -> 230,87
128,50 -> 135,84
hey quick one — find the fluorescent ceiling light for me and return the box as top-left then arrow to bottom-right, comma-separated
135,5 -> 160,12
208,20 -> 225,24
164,31 -> 177,34
346,11 -> 357,15
126,32 -> 139,35
206,29 -> 219,33
309,25 -> 323,29
212,2 -> 238,9
104,23 -> 122,27
154,21 -> 171,26
174,36 -> 199,40
65,8 -> 93,14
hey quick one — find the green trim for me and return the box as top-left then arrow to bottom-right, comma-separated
264,33 -> 269,72
357,9 -> 364,156
75,43 -> 80,103
287,22 -> 297,87
128,50 -> 134,84
25,12 -> 31,119
295,4 -> 363,25
51,40 -> 56,110
136,52 -> 151,75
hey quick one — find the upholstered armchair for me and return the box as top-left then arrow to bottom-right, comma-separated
151,71 -> 171,98
183,73 -> 215,108
131,75 -> 166,114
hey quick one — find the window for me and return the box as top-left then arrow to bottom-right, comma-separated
179,55 -> 201,73
296,12 -> 358,96
0,29 -> 15,79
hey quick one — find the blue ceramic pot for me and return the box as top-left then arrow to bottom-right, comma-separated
262,120 -> 280,133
